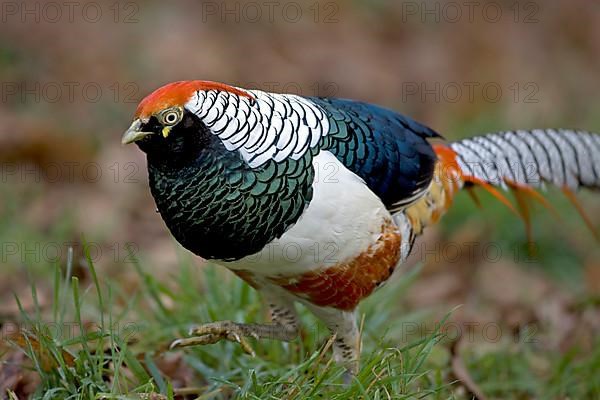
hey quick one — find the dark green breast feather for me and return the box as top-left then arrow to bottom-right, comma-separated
148,132 -> 317,261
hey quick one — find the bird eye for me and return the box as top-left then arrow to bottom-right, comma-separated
161,109 -> 181,126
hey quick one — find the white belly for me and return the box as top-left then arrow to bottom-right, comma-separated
222,151 -> 393,276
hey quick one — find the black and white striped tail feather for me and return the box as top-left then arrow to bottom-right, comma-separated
391,129 -> 600,264
450,129 -> 600,191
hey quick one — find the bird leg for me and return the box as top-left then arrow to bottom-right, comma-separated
170,295 -> 299,356
303,303 -> 360,383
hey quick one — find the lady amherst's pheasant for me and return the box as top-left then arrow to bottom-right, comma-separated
122,80 -> 600,376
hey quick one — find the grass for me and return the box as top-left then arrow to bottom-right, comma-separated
9,243 -> 599,399
5,243 -> 457,399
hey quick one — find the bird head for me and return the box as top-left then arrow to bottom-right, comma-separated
122,80 -> 252,157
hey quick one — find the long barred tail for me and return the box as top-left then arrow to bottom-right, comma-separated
430,129 -> 600,240
449,129 -> 600,191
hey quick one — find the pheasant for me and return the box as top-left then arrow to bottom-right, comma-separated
122,80 -> 600,377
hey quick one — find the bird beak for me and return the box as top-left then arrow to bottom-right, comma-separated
121,119 -> 154,144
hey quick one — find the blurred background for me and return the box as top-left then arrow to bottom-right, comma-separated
1,0 -> 600,397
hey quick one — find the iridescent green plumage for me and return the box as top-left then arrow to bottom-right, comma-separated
146,110 -> 319,260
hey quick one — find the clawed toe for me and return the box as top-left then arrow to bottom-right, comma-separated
169,332 -> 220,350
170,321 -> 256,356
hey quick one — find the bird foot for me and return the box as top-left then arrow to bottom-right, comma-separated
169,320 -> 257,356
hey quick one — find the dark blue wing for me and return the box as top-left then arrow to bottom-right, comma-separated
310,97 -> 440,209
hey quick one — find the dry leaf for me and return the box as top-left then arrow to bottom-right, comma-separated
5,332 -> 75,372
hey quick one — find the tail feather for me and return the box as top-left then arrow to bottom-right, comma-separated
449,129 -> 600,191
397,129 -> 599,260
438,129 -> 600,240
